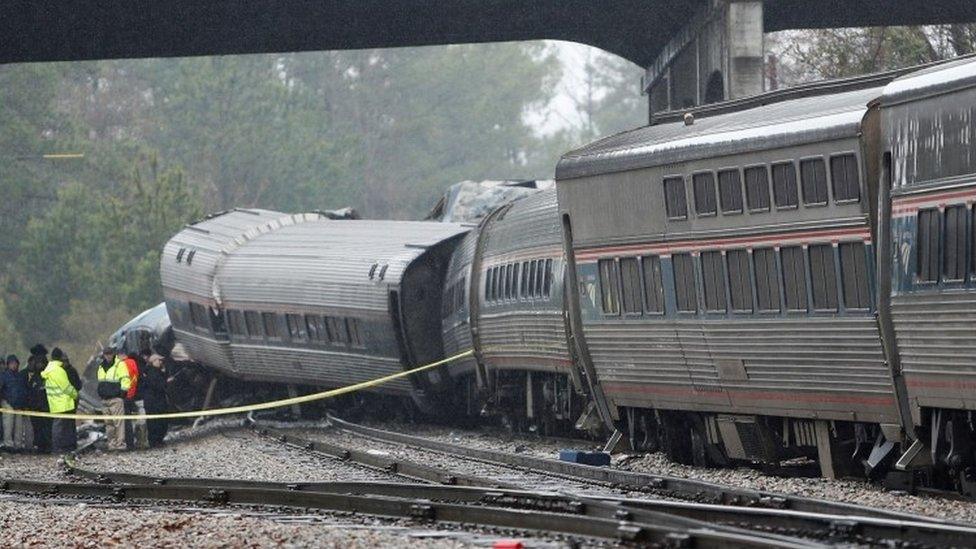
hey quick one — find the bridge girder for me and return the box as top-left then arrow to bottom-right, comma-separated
3,1 -> 976,66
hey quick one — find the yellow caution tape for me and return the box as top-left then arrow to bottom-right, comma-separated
0,349 -> 474,421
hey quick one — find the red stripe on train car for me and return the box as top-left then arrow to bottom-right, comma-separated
576,226 -> 871,260
906,378 -> 976,390
603,383 -> 896,406
891,186 -> 976,216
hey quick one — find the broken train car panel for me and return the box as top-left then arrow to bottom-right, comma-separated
881,56 -> 976,491
161,208 -> 470,407
555,86 -> 901,472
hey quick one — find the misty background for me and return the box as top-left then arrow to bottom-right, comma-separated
0,24 -> 973,360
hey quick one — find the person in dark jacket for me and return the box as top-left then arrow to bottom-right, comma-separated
25,344 -> 51,453
142,352 -> 169,447
0,355 -> 31,450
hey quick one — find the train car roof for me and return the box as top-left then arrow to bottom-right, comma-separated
555,86 -> 883,180
882,54 -> 976,106
163,209 -> 470,310
173,208 -> 327,255
483,187 -> 561,258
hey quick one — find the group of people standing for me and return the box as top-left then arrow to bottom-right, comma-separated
95,345 -> 169,451
0,342 -> 170,454
0,345 -> 81,453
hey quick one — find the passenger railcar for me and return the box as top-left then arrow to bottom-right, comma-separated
879,57 -> 976,491
442,189 -> 588,429
149,56 -> 976,494
161,209 -> 470,409
555,87 -> 899,473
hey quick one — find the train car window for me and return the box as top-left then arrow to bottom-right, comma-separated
527,260 -> 537,298
227,310 -> 246,336
771,162 -> 799,209
305,315 -> 325,342
347,319 -> 364,348
244,311 -> 262,338
262,312 -> 280,339
780,246 -> 808,311
513,263 -> 521,298
973,205 -> 976,275
642,256 -> 665,313
744,166 -> 771,212
808,244 -> 839,311
189,303 -> 209,330
325,316 -> 348,344
495,266 -> 503,301
520,261 -> 530,298
619,257 -> 643,314
664,177 -> 688,220
534,260 -> 543,297
693,172 -> 717,216
176,248 -> 185,263
543,259 -> 553,297
484,268 -> 493,302
672,253 -> 698,313
598,259 -> 620,314
701,251 -> 728,312
943,205 -> 968,281
491,267 -> 502,301
916,209 -> 941,282
753,248 -> 781,312
718,169 -> 743,214
800,158 -> 829,206
502,263 -> 513,299
830,154 -> 860,202
727,250 -> 753,312
839,242 -> 870,309
286,313 -> 308,341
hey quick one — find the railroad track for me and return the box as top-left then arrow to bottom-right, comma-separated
309,415 -> 976,548
61,421 -> 976,547
20,418 -> 974,547
2,474 -> 800,548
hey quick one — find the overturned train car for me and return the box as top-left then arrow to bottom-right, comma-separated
160,208 -> 470,410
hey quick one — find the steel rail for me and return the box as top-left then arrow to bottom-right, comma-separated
324,415 -> 963,525
253,423 -> 976,548
0,477 -> 799,548
62,465 -> 813,546
252,427 -> 510,488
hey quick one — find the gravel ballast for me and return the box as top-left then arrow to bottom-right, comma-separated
0,499 -> 489,548
75,429 -> 397,483
350,420 -> 976,524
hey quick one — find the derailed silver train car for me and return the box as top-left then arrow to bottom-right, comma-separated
879,56 -> 976,493
161,208 -> 470,408
555,86 -> 900,475
442,189 -> 588,430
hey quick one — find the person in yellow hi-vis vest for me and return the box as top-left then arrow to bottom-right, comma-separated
41,348 -> 78,453
96,346 -> 130,451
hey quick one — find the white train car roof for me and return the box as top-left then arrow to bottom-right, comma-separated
161,209 -> 327,304
555,86 -> 883,180
881,54 -> 976,105
162,209 -> 470,312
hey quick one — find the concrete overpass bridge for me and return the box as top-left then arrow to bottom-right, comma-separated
4,1 -> 976,113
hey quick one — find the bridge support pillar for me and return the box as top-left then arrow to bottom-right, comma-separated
645,0 -> 765,116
